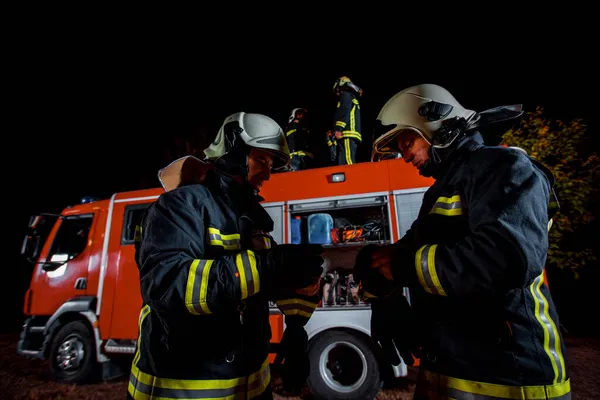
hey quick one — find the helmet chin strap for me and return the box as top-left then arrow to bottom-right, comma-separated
419,118 -> 469,178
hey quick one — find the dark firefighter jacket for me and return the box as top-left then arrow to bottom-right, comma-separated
333,91 -> 361,142
285,120 -> 313,159
128,169 -> 319,400
394,136 -> 570,399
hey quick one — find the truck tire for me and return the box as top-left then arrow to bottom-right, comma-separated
49,320 -> 97,384
307,330 -> 382,400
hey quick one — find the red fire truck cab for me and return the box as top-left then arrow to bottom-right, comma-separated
19,158 -> 432,399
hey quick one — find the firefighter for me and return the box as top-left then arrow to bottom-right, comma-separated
330,76 -> 363,165
285,107 -> 313,171
358,84 -> 570,399
128,112 -> 324,400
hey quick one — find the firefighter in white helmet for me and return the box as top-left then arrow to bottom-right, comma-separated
128,112 -> 324,399
355,84 -> 570,399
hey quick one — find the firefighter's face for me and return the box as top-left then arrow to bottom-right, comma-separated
247,148 -> 274,190
397,130 -> 431,169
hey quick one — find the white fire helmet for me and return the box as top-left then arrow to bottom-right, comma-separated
204,112 -> 291,170
372,84 -> 476,161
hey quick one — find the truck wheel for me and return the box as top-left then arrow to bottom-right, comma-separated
49,320 -> 97,384
307,330 -> 382,400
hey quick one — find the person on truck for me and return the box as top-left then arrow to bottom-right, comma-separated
357,83 -> 570,399
127,112 -> 325,400
329,76 -> 363,165
285,107 -> 313,171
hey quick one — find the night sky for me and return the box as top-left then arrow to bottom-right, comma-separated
7,36 -> 598,332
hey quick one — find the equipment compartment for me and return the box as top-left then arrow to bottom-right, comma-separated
289,194 -> 392,273
289,194 -> 391,246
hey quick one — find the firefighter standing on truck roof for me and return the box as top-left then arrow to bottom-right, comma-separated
326,76 -> 363,165
127,112 -> 325,400
285,107 -> 313,171
355,83 -> 570,399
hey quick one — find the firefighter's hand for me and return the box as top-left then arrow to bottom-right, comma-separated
370,291 -> 419,367
353,245 -> 396,299
264,244 -> 324,290
295,278 -> 321,296
274,320 -> 309,394
334,130 -> 343,140
370,245 -> 396,281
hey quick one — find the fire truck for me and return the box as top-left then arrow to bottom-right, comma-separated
18,158 -> 433,399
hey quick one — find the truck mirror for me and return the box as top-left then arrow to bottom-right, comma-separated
21,234 -> 40,261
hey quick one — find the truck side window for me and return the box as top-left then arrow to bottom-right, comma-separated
48,214 -> 93,261
122,204 -> 151,245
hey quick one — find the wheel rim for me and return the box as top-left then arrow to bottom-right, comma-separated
55,334 -> 86,373
319,340 -> 368,393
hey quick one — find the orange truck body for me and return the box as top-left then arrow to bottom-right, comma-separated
18,158 -> 432,395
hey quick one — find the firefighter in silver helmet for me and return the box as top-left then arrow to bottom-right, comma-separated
128,112 -> 324,399
356,84 -> 570,399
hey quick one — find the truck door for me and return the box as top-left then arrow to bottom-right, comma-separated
107,202 -> 151,340
394,188 -> 427,239
30,214 -> 95,316
262,202 -> 285,244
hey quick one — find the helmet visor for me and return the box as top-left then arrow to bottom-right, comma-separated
371,126 -> 429,162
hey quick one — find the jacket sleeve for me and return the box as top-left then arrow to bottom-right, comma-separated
137,187 -> 265,315
395,150 -> 551,297
273,290 -> 320,327
333,92 -> 352,132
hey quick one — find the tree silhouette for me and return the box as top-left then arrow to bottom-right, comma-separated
502,107 -> 599,278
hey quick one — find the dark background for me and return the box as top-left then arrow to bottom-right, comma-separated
6,29 -> 598,335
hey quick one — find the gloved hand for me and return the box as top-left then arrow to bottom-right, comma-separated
353,244 -> 396,299
273,318 -> 309,394
326,130 -> 337,162
262,244 -> 324,290
330,144 -> 337,162
370,290 -> 419,366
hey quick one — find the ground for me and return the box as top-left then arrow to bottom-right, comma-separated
1,333 -> 598,399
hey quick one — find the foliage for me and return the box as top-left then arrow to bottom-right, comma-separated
502,107 -> 599,277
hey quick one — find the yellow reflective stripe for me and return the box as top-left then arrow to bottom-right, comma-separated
327,140 -> 336,146
415,244 -> 447,296
263,237 -> 271,249
134,225 -> 143,243
276,298 -> 318,318
529,272 -> 567,384
429,194 -> 463,216
350,104 -> 356,131
344,139 -> 352,165
286,128 -> 297,136
185,259 -> 213,315
235,250 -> 260,299
291,151 -> 314,158
132,305 -> 151,366
128,357 -> 270,399
341,131 -> 362,140
247,359 -> 271,398
435,194 -> 461,204
208,227 -> 241,250
420,369 -> 570,399
335,121 -> 346,128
